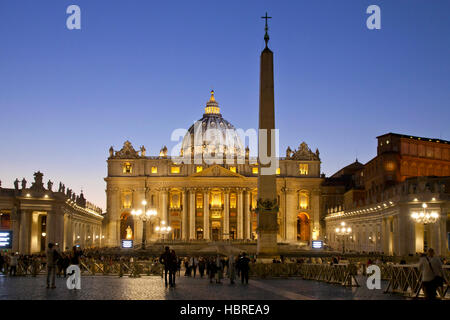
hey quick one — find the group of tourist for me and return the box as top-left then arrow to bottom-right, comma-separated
157,246 -> 252,288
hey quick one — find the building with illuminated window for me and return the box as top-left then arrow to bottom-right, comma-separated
103,91 -> 323,247
324,134 -> 450,256
0,172 -> 104,254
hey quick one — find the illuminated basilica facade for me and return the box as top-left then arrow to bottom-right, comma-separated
103,92 -> 323,247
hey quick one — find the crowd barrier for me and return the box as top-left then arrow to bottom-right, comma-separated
249,263 -> 359,287
383,264 -> 449,298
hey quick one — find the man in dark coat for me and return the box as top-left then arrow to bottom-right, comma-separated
238,253 -> 250,285
159,246 -> 172,287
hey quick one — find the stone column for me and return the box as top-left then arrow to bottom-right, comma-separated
181,188 -> 187,240
189,188 -> 196,240
237,188 -> 244,239
223,189 -> 230,240
393,216 -> 400,255
160,188 -> 169,224
10,207 -> 20,252
19,210 -> 31,254
285,188 -> 297,241
203,189 -> 210,240
64,214 -> 73,250
398,205 -> 414,256
311,189 -> 321,239
244,189 -> 251,239
381,217 -> 389,255
106,188 -> 120,247
430,213 -> 444,255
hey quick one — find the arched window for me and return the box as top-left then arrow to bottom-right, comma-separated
121,191 -> 132,209
299,191 -> 309,209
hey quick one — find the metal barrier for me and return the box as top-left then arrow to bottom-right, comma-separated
249,263 -> 359,287
383,264 -> 450,298
79,260 -> 163,277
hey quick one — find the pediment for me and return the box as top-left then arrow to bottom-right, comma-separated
190,165 -> 244,178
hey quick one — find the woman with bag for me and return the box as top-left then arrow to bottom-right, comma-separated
418,248 -> 448,299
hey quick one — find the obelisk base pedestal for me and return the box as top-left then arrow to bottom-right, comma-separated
256,209 -> 279,261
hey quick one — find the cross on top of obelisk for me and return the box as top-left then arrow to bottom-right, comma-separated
261,12 -> 272,48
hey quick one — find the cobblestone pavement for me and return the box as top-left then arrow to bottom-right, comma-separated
0,274 -> 407,300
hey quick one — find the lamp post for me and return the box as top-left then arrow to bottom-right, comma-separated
411,202 -> 439,225
131,200 -> 157,250
335,222 -> 352,253
155,220 -> 171,245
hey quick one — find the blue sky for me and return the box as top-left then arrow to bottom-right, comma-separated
1,0 -> 449,209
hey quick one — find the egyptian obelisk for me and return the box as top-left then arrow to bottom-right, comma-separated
256,13 -> 278,257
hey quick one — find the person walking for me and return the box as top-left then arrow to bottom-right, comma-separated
169,250 -> 178,287
9,252 -> 18,276
191,256 -> 198,278
198,257 -> 206,278
238,252 -> 250,285
0,252 -> 5,274
215,255 -> 223,284
159,246 -> 172,287
70,246 -> 82,266
228,255 -> 236,285
207,257 -> 216,283
418,248 -> 448,300
46,243 -> 57,288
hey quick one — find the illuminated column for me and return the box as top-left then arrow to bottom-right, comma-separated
245,189 -> 251,239
10,207 -> 20,252
237,188 -> 243,239
393,216 -> 400,255
181,188 -> 187,240
106,187 -> 120,247
311,189 -> 321,239
381,217 -> 389,254
160,188 -> 169,223
19,210 -> 31,254
189,188 -> 196,240
285,188 -> 297,241
223,189 -> 230,240
64,214 -> 73,250
203,188 -> 210,240
398,205 -> 414,256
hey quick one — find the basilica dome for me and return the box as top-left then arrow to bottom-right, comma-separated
180,91 -> 244,158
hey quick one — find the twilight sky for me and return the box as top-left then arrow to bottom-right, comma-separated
1,0 -> 449,209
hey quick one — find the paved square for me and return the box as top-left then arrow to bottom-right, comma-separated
0,274 -> 407,300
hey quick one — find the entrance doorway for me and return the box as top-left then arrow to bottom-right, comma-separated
196,227 -> 203,240
297,213 -> 310,241
211,221 -> 221,241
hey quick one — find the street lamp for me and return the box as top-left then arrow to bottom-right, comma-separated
131,199 -> 157,249
411,202 -> 439,225
335,222 -> 352,253
155,220 -> 171,245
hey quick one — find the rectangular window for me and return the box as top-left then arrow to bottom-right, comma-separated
123,162 -> 132,174
170,166 -> 180,174
299,164 -> 308,175
151,166 -> 158,174
229,166 -> 236,173
196,166 -> 203,173
252,167 -> 258,174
